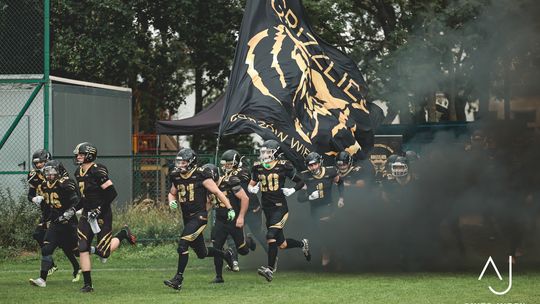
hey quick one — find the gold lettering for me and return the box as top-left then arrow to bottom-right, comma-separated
285,9 -> 298,28
271,0 -> 286,18
337,72 -> 348,87
344,79 -> 359,102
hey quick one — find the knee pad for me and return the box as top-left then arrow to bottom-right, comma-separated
41,255 -> 53,271
266,228 -> 279,240
78,239 -> 90,253
41,244 -> 55,257
177,240 -> 190,255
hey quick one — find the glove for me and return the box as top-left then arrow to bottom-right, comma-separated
227,208 -> 236,221
169,200 -> 178,209
88,208 -> 101,220
337,197 -> 344,208
308,190 -> 319,200
282,188 -> 296,197
248,183 -> 260,194
56,207 -> 76,223
32,196 -> 44,206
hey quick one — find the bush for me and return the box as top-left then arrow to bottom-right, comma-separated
112,199 -> 183,244
0,187 -> 40,258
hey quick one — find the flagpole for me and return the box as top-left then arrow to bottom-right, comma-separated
214,136 -> 220,165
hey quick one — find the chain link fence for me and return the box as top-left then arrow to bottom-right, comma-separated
0,0 -> 47,201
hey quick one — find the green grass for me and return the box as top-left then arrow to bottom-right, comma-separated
1,244 -> 539,304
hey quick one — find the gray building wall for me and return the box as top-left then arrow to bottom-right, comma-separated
52,83 -> 132,205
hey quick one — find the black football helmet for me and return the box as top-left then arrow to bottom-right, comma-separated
175,148 -> 197,173
220,149 -> 242,173
259,139 -> 280,163
390,155 -> 409,178
32,149 -> 52,170
335,151 -> 352,174
73,142 -> 97,165
202,163 -> 220,182
42,160 -> 67,182
305,152 -> 323,175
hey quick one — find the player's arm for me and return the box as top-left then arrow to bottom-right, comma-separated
203,179 -> 233,209
248,164 -> 260,193
168,184 -> 179,209
234,188 -> 248,228
96,166 -> 117,210
27,185 -> 36,203
335,174 -> 345,207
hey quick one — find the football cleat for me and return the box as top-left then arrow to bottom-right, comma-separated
72,269 -> 82,283
164,274 -> 183,290
29,277 -> 46,287
211,276 -> 224,284
223,248 -> 235,270
232,260 -> 240,272
80,284 -> 94,292
47,264 -> 58,276
257,266 -> 273,282
99,257 -> 108,264
302,239 -> 311,262
122,225 -> 137,245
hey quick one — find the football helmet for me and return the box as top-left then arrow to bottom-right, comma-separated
73,142 -> 97,165
259,140 -> 280,164
42,160 -> 67,182
32,149 -> 52,170
305,152 -> 323,175
175,148 -> 197,173
390,156 -> 409,178
220,149 -> 241,173
335,151 -> 352,174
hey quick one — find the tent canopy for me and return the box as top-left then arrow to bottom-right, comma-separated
155,95 -> 224,135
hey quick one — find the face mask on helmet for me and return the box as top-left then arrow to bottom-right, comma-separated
259,147 -> 276,163
175,158 -> 191,173
43,165 -> 60,182
73,142 -> 97,165
307,161 -> 322,175
391,161 -> 409,177
336,160 -> 350,174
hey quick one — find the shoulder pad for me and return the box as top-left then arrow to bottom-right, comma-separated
352,166 -> 362,172
280,160 -> 294,169
59,178 -> 77,191
200,166 -> 213,180
300,169 -> 310,175
253,161 -> 261,167
28,170 -> 37,179
228,176 -> 241,187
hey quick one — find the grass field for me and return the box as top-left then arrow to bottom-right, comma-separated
1,244 -> 538,304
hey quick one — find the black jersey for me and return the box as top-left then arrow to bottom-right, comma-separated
251,160 -> 296,207
40,176 -> 79,222
231,166 -> 261,211
215,173 -> 243,221
299,166 -> 339,207
74,163 -> 111,211
27,169 -> 45,197
381,176 -> 418,204
338,165 -> 365,186
170,166 -> 213,217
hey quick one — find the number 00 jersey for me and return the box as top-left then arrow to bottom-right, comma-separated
169,166 -> 213,217
74,163 -> 111,211
40,176 -> 79,222
251,160 -> 296,207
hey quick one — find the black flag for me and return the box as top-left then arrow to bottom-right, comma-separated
219,0 -> 381,166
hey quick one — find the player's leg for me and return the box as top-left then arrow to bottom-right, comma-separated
211,220 -> 228,283
77,217 -> 95,292
61,222 -> 81,282
225,235 -> 239,271
29,226 -> 59,287
32,224 -> 58,275
245,209 -> 268,252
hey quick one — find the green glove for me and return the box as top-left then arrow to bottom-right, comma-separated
227,208 -> 236,221
169,200 -> 178,209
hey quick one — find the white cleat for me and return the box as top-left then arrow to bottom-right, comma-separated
72,269 -> 82,282
29,278 -> 46,287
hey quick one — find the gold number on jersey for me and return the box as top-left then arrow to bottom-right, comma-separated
316,182 -> 325,198
177,183 -> 194,203
78,182 -> 85,197
258,173 -> 279,192
45,192 -> 61,208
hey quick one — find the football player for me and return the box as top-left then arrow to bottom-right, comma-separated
27,149 -> 59,276
164,149 -> 236,291
298,152 -> 343,266
29,160 -> 80,287
74,142 -> 137,292
335,151 -> 366,187
206,160 -> 256,283
220,149 -> 268,272
248,140 -> 310,282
